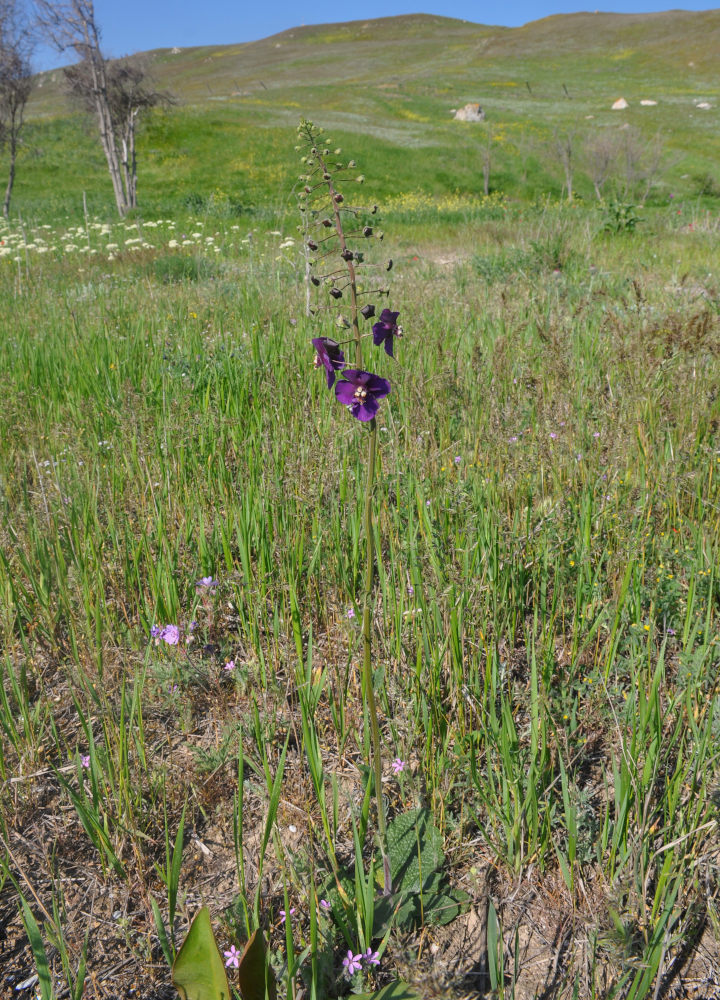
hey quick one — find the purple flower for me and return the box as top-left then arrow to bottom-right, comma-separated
196,576 -> 218,589
372,309 -> 401,357
454,456 -> 462,464
319,898 -> 331,910
312,337 -> 346,389
347,607 -> 355,619
80,754 -> 90,769
279,907 -> 296,924
342,951 -> 363,977
363,948 -> 380,967
224,945 -> 241,968
224,660 -> 236,671
161,624 -> 180,646
335,369 -> 391,422
391,758 -> 406,774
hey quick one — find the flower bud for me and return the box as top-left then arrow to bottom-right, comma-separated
334,193 -> 344,204
323,172 -> 331,180
356,175 -> 365,184
310,275 -> 320,286
340,249 -> 354,261
321,219 -> 333,228
334,148 -> 342,155
363,226 -> 373,237
371,205 -> 378,215
307,240 -> 318,251
304,186 -> 311,194
385,259 -> 393,271
361,304 -> 376,319
329,287 -> 343,299
348,160 -> 356,168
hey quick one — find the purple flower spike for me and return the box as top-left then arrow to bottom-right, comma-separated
335,369 -> 390,422
372,309 -> 401,357
312,337 -> 346,389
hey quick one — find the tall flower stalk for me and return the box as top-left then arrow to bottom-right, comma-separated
298,120 -> 398,892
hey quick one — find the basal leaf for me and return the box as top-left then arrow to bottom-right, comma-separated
172,907 -> 231,1000
386,808 -> 444,893
238,928 -> 277,1000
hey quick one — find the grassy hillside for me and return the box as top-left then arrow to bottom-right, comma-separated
13,10 -> 720,220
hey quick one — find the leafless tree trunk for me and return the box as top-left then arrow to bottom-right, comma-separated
584,131 -> 618,202
63,54 -> 170,214
481,127 -> 492,197
0,0 -> 32,218
553,128 -> 577,202
36,0 -> 127,214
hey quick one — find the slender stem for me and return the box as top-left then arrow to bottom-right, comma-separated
307,124 -> 391,890
362,417 -> 391,891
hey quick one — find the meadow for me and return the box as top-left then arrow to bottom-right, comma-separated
2,11 -> 720,1000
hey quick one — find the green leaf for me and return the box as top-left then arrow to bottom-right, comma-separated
373,872 -> 470,933
387,808 -> 444,893
238,928 -> 277,1000
354,981 -> 423,1000
19,897 -> 53,1000
172,907 -> 231,1000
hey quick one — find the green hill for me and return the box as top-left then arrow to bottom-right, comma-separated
14,10 -> 720,217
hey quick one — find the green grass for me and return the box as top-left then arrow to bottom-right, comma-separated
10,11 -> 720,218
1,12 -> 720,996
1,187 -> 719,997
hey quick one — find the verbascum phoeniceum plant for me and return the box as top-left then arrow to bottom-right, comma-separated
297,119 -> 400,893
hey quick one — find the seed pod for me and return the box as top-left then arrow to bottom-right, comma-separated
361,304 -> 376,320
310,276 -> 320,286
307,240 -> 318,251
321,219 -> 333,228
323,172 -> 331,180
363,226 -> 373,237
334,193 -> 344,204
385,259 -> 393,271
329,287 -> 343,299
340,249 -> 354,261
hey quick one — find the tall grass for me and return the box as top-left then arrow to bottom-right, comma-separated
1,197 -> 719,997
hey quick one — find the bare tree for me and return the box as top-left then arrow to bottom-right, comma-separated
481,126 -> 492,197
552,127 -> 577,202
584,131 -> 618,202
0,0 -> 33,218
64,56 -> 170,211
36,0 -> 167,215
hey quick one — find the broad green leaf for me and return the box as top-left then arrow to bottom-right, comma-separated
172,907 -> 231,1000
238,928 -> 277,1000
373,872 -> 470,933
387,808 -> 444,893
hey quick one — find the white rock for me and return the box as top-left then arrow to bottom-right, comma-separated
612,98 -> 629,110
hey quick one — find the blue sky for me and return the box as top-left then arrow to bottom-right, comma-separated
35,1 -> 716,70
